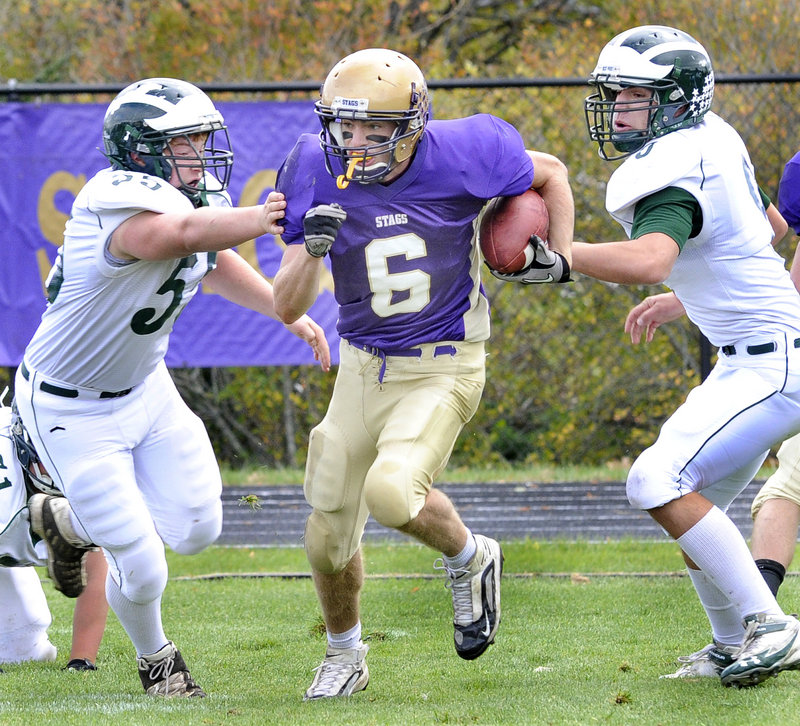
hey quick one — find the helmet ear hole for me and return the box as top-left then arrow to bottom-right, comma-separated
394,127 -> 423,164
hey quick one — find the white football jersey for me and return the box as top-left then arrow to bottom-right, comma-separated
606,112 -> 800,347
24,170 -> 230,391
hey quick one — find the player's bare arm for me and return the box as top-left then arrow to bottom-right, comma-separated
571,232 -> 679,285
273,200 -> 347,324
273,244 -> 325,324
624,291 -> 686,344
109,192 -> 286,262
207,250 -> 331,371
789,243 -> 800,294
763,201 -> 795,291
283,316 -> 331,371
526,150 -> 574,264
587,157 -> 786,351
766,203 -> 789,247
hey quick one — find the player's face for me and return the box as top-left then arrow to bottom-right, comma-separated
165,132 -> 209,190
338,119 -> 408,181
340,119 -> 396,151
612,87 -> 654,133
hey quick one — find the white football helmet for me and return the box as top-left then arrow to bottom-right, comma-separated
584,25 -> 714,160
102,77 -> 233,203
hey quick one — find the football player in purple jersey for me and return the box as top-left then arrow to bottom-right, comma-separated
268,48 -> 574,700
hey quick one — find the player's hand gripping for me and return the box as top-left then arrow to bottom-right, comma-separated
303,203 -> 347,258
490,234 -> 571,284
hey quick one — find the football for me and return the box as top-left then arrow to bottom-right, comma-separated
478,189 -> 550,273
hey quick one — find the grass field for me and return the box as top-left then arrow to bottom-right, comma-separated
219,461 -> 780,486
2,540 -> 800,726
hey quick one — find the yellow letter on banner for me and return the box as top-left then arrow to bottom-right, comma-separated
38,171 -> 85,246
36,172 -> 86,294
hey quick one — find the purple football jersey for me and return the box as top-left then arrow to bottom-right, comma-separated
277,114 -> 534,349
779,150 -> 800,235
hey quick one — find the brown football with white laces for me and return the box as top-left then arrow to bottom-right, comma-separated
479,189 -> 550,273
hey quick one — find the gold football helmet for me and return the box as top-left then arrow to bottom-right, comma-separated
315,48 -> 430,187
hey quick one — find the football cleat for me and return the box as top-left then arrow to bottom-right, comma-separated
436,534 -> 503,660
63,658 -> 97,671
304,642 -> 369,700
720,613 -> 800,687
660,642 -> 738,679
28,493 -> 93,598
137,641 -> 206,697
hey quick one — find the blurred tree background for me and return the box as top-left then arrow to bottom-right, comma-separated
3,0 -> 800,469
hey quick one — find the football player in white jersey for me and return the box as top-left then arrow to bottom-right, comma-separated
626,150 -> 800,607
14,78 -> 331,697
567,26 -> 800,687
1,401 -> 108,671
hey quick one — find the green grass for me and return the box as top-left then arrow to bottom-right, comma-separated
3,540 -> 800,725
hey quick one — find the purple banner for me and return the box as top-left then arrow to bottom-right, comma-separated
0,101 -> 340,367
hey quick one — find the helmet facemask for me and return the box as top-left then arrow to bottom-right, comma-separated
132,128 -> 233,203
318,95 -> 426,186
586,78 -> 679,160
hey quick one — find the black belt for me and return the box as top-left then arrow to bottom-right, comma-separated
20,361 -> 132,400
720,338 -> 800,356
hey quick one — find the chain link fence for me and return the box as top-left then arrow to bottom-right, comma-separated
3,77 -> 799,467
418,77 -> 800,466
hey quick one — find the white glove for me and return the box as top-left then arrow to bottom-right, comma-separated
489,235 -> 571,284
303,203 -> 347,258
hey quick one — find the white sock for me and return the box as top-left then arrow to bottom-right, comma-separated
686,566 -> 744,646
105,576 -> 168,657
443,530 -> 477,570
327,622 -> 362,650
677,506 -> 782,620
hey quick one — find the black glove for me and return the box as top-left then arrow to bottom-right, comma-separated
489,234 -> 571,284
303,203 -> 347,258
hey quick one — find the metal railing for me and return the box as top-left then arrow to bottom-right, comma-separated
3,72 -> 800,98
